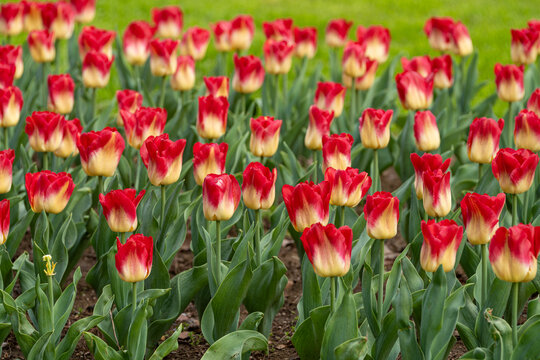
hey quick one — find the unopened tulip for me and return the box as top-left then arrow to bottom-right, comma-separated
305,105 -> 334,151
282,180 -> 330,232
100,189 -> 145,233
121,107 -> 167,150
0,45 -> 23,79
422,169 -> 451,218
0,149 -> 14,194
511,28 -> 539,65
69,0 -> 95,24
22,1 -> 43,32
78,26 -> 115,60
515,109 -> 540,152
212,20 -> 231,52
314,82 -> 346,117
262,18 -> 293,42
424,17 -> 455,52
193,142 -> 228,186
47,74 -> 75,114
0,64 -> 14,90
152,6 -> 182,38
242,162 -> 277,210
197,95 -> 229,140
342,58 -> 378,91
492,148 -> 539,194
204,76 -> 229,98
230,15 -> 254,51
202,173 -> 241,221
322,133 -> 354,173
414,110 -> 440,152
115,234 -> 153,283
78,127 -> 125,177
325,167 -> 371,207
263,39 -> 295,75
342,41 -> 367,78
55,118 -> 82,158
431,55 -> 453,89
301,223 -> 352,277
530,21 -> 540,52
41,2 -> 74,40
359,108 -> 393,149
0,199 -> 9,244
356,25 -> 391,63
325,19 -> 352,48
25,111 -> 65,152
82,51 -> 114,88
140,134 -> 186,186
364,191 -> 399,239
420,219 -> 463,272
123,21 -> 155,66
232,54 -> 265,94
489,224 -> 540,283
401,55 -> 432,78
396,71 -> 433,110
0,3 -> 23,36
494,63 -> 524,103
116,89 -> 142,127
179,26 -> 210,61
150,38 -> 178,77
467,117 -> 504,164
250,116 -> 282,157
25,171 -> 75,214
528,89 -> 540,116
410,153 -> 451,199
171,55 -> 195,91
461,193 -> 505,245
450,21 -> 473,56
28,29 -> 55,63
294,27 -> 317,58
0,86 -> 23,127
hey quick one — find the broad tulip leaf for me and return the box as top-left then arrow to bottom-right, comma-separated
334,336 -> 368,360
83,332 -> 125,360
291,305 -> 330,360
147,325 -> 183,360
201,330 -> 268,360
127,300 -> 149,360
56,315 -> 105,360
420,266 -> 446,355
398,321 -> 424,360
320,290 -> 358,360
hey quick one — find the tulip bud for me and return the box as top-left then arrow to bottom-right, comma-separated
325,167 -> 371,207
41,2 -> 74,40
0,45 -> 23,79
322,133 -> 354,173
140,134 -> 186,186
359,108 -> 393,149
511,28 -> 539,65
82,51 -> 114,88
150,38 -> 178,77
202,173 -> 241,221
242,162 -> 277,210
431,55 -> 453,89
467,117 -> 504,164
263,39 -> 295,75
515,109 -> 540,152
293,27 -> 317,59
342,59 -> 378,91
410,153 -> 451,199
115,234 -> 153,283
314,82 -> 346,117
204,76 -> 229,98
528,88 -> 540,116
179,26 -> 210,61
0,86 -> 23,127
212,20 -> 231,52
28,29 -> 55,63
0,64 -> 14,90
0,199 -> 9,245
356,25 -> 391,63
282,181 -> 331,232
78,26 -> 115,60
461,193 -> 505,245
494,63 -> 524,103
78,127 -> 125,177
424,17 -> 455,52
123,21 -> 155,66
116,89 -> 142,127
232,54 -> 265,94
301,223 -> 352,277
263,18 -> 293,42
401,55 -> 432,78
420,219 -> 463,272
22,1 -> 43,32
100,189 -> 145,233
325,19 -> 352,48
25,171 -> 75,214
54,118 -> 82,158
342,41 -> 368,78
25,111 -> 65,153
193,142 -> 228,186
229,15 -> 254,51
121,107 -> 167,150
0,3 -> 23,36
47,74 -> 75,115
249,116 -> 282,157
197,95 -> 228,140
422,169 -> 451,218
70,0 -> 96,24
364,191 -> 399,240
152,6 -> 182,38
395,71 -> 434,110
492,148 -> 539,194
413,110 -> 440,152
0,149 -> 14,194
450,21 -> 473,56
489,224 -> 540,283
171,56 -> 196,91
305,105 -> 334,151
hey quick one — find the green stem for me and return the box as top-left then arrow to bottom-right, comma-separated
337,206 -> 345,228
282,73 -> 287,117
90,88 -> 97,122
481,243 -> 488,308
47,275 -> 54,316
512,194 -> 518,226
160,185 -> 166,228
373,149 -> 379,193
41,62 -> 47,110
313,150 -> 319,182
241,94 -> 246,116
3,127 -> 7,149
351,78 -> 357,126
135,66 -> 143,95
511,282 -> 519,347
274,75 -> 280,117
378,240 -> 385,327
255,210 -> 262,266
159,76 -> 167,108
507,102 -> 513,148
132,282 -> 137,316
215,220 -> 221,287
120,232 -> 126,243
43,152 -> 49,170
330,276 -> 336,312
135,156 -> 142,190
478,163 -> 483,185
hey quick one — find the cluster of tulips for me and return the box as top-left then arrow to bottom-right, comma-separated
1,0 -> 540,359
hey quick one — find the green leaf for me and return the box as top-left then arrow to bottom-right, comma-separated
52,267 -> 82,343
361,263 -> 379,335
398,321 -> 424,360
320,290 -> 358,360
486,310 -> 513,360
56,315 -> 105,360
334,336 -> 368,360
238,312 -> 264,331
373,309 -> 400,360
83,332 -> 125,360
147,325 -> 183,360
420,266 -> 446,356
298,254 -> 322,322
291,306 -> 330,360
511,317 -> 540,360
27,331 -> 53,360
201,330 -> 268,360
127,300 -> 149,360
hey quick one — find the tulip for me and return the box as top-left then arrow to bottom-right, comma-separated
197,95 -> 228,140
242,162 -> 277,210
0,86 -> 23,127
116,89 -> 143,127
356,25 -> 391,63
262,18 -> 293,42
431,55 -> 453,89
282,180 -> 331,232
25,171 -> 75,214
342,58 -> 378,91
396,71 -> 433,110
54,118 -> 82,158
0,64 -> 14,90
325,167 -> 371,207
179,26 -> 210,61
121,107 -> 167,149
230,15 -> 254,51
530,20 -> 540,52
249,116 -> 282,157
423,17 -> 455,52
314,82 -> 346,117
69,0 -> 95,24
193,142 -> 228,186
232,54 -> 265,94
122,21 -> 155,66
492,148 -> 539,194
359,108 -> 393,149
47,74 -> 75,114
263,39 -> 295,75
25,111 -> 65,153
511,28 -> 539,65
450,21 -> 473,56
171,55 -> 195,91
467,117 -> 504,164
150,38 -> 178,77
78,127 -> 125,177
0,3 -> 23,36
28,29 -> 55,63
78,26 -> 115,60
461,193 -> 505,246
0,45 -> 23,79
528,88 -> 540,116
494,63 -> 524,103
413,110 -> 440,152
515,109 -> 540,152
401,55 -> 432,78
152,6 -> 182,38
489,224 -> 540,283
41,2 -> 74,40
100,189 -> 145,233
140,134 -> 186,186
304,106 -> 334,151
420,219 -> 463,272
204,76 -> 229,98
325,19 -> 352,48
115,234 -> 153,283
212,20 -> 231,52
293,27 -> 317,58
202,173 -> 241,221
322,133 -> 354,173
342,41 -> 368,78
22,1 -> 43,32
0,199 -> 9,244
422,169 -> 451,218
82,51 -> 114,88
0,149 -> 14,194
410,153 -> 451,199
301,223 -> 352,277
364,191 -> 399,239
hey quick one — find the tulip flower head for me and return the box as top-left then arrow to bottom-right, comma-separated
359,108 -> 393,149
249,116 -> 282,157
395,70 -> 434,110
263,39 -> 295,75
197,95 -> 229,140
423,17 -> 455,52
232,54 -> 265,94
0,199 -> 9,245
325,19 -> 352,48
431,55 -> 453,89
528,88 -> 540,116
41,2 -> 75,40
123,20 -> 155,66
121,107 -> 167,149
152,6 -> 183,38
82,51 -> 114,88
202,173 -> 241,221
342,59 -> 378,91
22,1 -> 44,32
420,219 -> 463,272
47,74 -> 75,114
0,45 -> 23,79
511,28 -> 539,65
282,181 -> 331,232
28,29 -> 55,63
325,167 -> 371,207
364,191 -> 400,240
413,110 -> 440,152
410,153 -> 451,199
150,38 -> 178,76
401,55 -> 432,78
294,26 -> 317,58
450,21 -> 473,56
0,86 -> 23,127
25,111 -> 66,153
179,26 -> 210,61
422,169 -> 451,218
230,15 -> 254,51
115,234 -> 153,283
100,189 -> 145,233
492,148 -> 539,194
242,162 -> 277,210
212,20 -> 231,52
342,41 -> 368,78
140,134 -> 186,186
322,133 -> 354,173
204,76 -> 229,98
78,127 -> 125,177
305,106 -> 334,151
314,82 -> 346,117
0,149 -> 14,194
467,117 -> 504,164
494,63 -> 524,103
193,142 -> 228,186
171,55 -> 196,91
78,26 -> 115,60
356,25 -> 391,63
0,3 -> 23,36
514,109 -> 540,152
262,18 -> 293,42
25,170 -> 75,214
116,89 -> 143,127
0,64 -> 15,90
461,193 -> 505,245
70,0 -> 96,24
55,118 -> 82,158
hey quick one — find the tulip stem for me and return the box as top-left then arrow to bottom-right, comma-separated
478,163 -> 483,185
372,149 -> 379,193
313,150 -> 319,182
351,77 -> 357,126
330,276 -> 336,312
255,209 -> 262,266
3,127 -> 7,149
47,274 -> 54,316
507,102 -> 513,148
43,152 -> 49,170
481,243 -> 488,308
132,282 -> 137,317
89,88 -> 97,122
511,282 -> 519,347
215,220 -> 221,287
274,75 -> 280,118
282,73 -> 288,116
135,157 -> 142,190
241,94 -> 246,116
337,206 -> 345,228
159,76 -> 167,108
161,185 -> 166,229
378,240 -> 385,327
512,194 -> 518,226
41,63 -> 47,110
